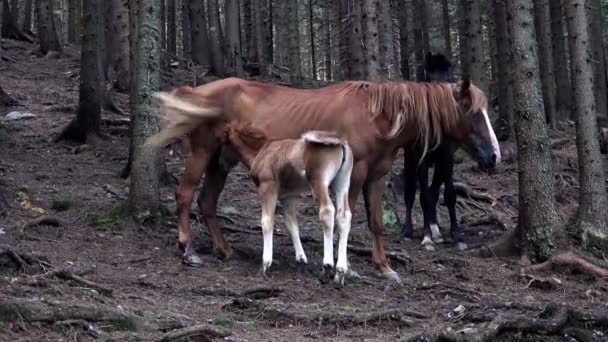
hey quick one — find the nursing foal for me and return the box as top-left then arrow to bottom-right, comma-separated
221,121 -> 354,285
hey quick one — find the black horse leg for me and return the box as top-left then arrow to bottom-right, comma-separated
428,162 -> 445,243
401,157 -> 417,240
443,155 -> 466,250
417,160 -> 435,251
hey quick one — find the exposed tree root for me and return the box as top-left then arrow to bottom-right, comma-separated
406,304 -> 608,342
0,244 -> 52,271
0,85 -> 18,106
347,244 -> 412,266
18,215 -> 63,234
522,252 -> 608,279
193,286 -> 284,300
465,213 -> 510,230
0,298 -> 142,331
226,298 -> 424,327
153,324 -> 232,342
48,269 -> 114,296
453,182 -> 495,204
478,228 -> 521,258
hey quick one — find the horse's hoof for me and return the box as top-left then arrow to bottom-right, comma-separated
423,244 -> 436,251
295,260 -> 307,274
432,236 -> 445,244
383,270 -> 402,284
402,236 -> 413,242
456,242 -> 468,251
214,246 -> 234,260
182,252 -> 203,267
334,270 -> 346,287
346,268 -> 362,279
261,260 -> 272,278
319,264 -> 335,284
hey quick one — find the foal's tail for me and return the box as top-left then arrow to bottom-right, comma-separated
144,90 -> 223,148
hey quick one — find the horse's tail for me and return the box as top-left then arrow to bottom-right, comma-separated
144,90 -> 223,148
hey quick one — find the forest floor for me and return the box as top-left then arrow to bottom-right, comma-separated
1,40 -> 607,342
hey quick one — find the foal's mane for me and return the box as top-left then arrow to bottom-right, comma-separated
340,80 -> 487,156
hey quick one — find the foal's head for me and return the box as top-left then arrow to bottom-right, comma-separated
450,80 -> 501,169
220,121 -> 268,153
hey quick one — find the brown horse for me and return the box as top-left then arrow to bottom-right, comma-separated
146,78 -> 498,283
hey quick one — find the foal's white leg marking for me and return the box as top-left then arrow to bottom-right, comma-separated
482,109 -> 501,163
284,200 -> 308,264
430,223 -> 444,243
334,191 -> 351,277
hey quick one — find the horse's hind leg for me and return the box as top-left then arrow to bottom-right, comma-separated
428,162 -> 446,244
443,158 -> 466,250
176,138 -> 214,266
197,147 -> 237,259
401,157 -> 417,240
283,198 -> 308,272
418,161 -> 436,251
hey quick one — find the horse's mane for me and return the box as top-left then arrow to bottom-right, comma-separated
340,80 -> 487,157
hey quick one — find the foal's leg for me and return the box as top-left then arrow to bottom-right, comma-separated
283,198 -> 308,271
332,157 -> 353,286
401,157 -> 418,240
175,134 -> 216,266
197,147 -> 238,259
258,182 -> 279,276
311,180 -> 336,284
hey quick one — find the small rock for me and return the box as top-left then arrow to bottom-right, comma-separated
524,295 -> 536,303
453,304 -> 466,315
73,144 -> 92,154
5,111 -> 37,121
457,327 -> 475,334
220,206 -> 239,216
0,228 -> 5,235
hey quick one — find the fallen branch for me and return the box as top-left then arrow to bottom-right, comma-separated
347,244 -> 411,266
0,244 -> 52,271
522,252 -> 608,279
192,286 -> 284,300
18,215 -> 63,234
51,269 -> 114,296
453,182 -> 495,204
153,324 -> 232,342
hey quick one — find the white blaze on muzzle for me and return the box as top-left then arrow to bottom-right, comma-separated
482,109 -> 501,163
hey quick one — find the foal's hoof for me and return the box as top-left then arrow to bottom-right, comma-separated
382,270 -> 402,284
182,252 -> 204,267
295,260 -> 308,274
421,236 -> 436,251
334,270 -> 346,287
261,261 -> 273,278
346,268 -> 362,279
455,242 -> 468,251
319,264 -> 335,284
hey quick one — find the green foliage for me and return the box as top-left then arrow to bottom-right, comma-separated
87,204 -> 130,227
213,315 -> 234,329
382,203 -> 398,229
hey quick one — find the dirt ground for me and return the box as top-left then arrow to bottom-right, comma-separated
1,41 -> 607,342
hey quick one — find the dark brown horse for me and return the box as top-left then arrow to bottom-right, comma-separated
401,53 -> 501,251
146,78 -> 499,283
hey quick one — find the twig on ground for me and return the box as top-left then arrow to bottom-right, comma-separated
153,324 -> 232,342
453,182 -> 496,204
192,286 -> 284,300
18,216 -> 63,234
347,244 -> 411,266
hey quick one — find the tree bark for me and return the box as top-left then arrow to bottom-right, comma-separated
189,0 -> 210,65
109,0 -> 129,92
243,0 -> 255,62
504,0 -> 564,261
462,0 -> 487,91
207,0 -> 225,75
441,0 -> 452,58
331,0 -> 343,80
286,0 -> 302,83
564,0 -> 608,231
377,0 -> 395,79
21,0 -> 31,32
58,0 -> 102,143
533,0 -> 557,129
550,0 -> 572,121
493,0 -> 514,141
321,1 -> 331,81
413,0 -> 425,81
181,0 -> 190,57
253,0 -> 267,74
166,0 -> 176,54
398,0 -> 409,80
308,0 -> 316,79
129,0 -> 162,215
160,0 -> 165,50
346,0 -> 364,80
122,0 -> 140,179
360,0 -> 381,79
588,0 -> 607,119
36,0 -> 61,54
224,0 -> 243,76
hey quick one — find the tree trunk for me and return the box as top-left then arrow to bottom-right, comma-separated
224,0 -> 243,76
398,0 -> 409,80
21,0 -> 31,32
10,0 -> 17,24
321,1 -> 331,81
242,0 -> 255,62
166,0 -> 176,54
413,0 -> 425,81
346,0 -> 364,80
503,0 -> 564,262
129,0 -> 162,215
122,0 -> 140,179
550,0 -> 572,121
253,0 -> 267,74
160,0 -> 165,50
493,0 -> 514,141
533,0 -> 557,129
588,0 -> 607,119
286,0 -> 302,83
331,0 -> 342,80
36,0 -> 61,55
377,0 -> 395,79
265,0 -> 273,65
181,0 -> 190,57
207,0 -> 225,75
308,0 -> 316,79
564,0 -> 608,232
441,0 -> 452,58
189,0 -> 210,65
58,0 -> 102,143
107,0 -> 129,92
360,0 -> 381,79
462,0 -> 487,91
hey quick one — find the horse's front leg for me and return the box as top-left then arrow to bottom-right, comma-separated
401,156 -> 418,240
363,175 -> 400,283
176,137 -> 217,266
443,157 -> 466,250
197,147 -> 238,259
428,161 -> 446,244
417,161 -> 436,251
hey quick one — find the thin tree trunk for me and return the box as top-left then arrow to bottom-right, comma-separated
160,0 -> 166,50
441,0 -> 452,58
564,0 -> 608,231
493,0 -> 514,141
181,0 -> 190,57
413,0 -> 425,81
534,0 -> 557,129
21,0 -> 31,32
398,0 -> 409,80
207,0 -> 225,75
322,1 -> 331,81
243,0 -> 255,62
58,0 -> 102,143
360,0 -> 381,79
166,0 -> 176,54
189,0 -> 209,65
122,0 -> 139,179
129,0 -> 162,214
462,0 -> 487,91
588,0 -> 607,119
225,0 -> 243,76
286,0 -> 302,83
377,0 -> 395,79
110,0 -> 129,92
502,0 -> 564,261
308,0 -> 316,79
346,0 -> 364,80
550,0 -> 571,121
36,0 -> 61,55
265,0 -> 273,65
253,0 -> 267,74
